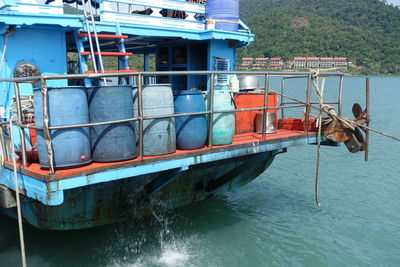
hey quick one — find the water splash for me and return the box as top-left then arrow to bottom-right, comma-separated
157,240 -> 190,266
106,198 -> 204,267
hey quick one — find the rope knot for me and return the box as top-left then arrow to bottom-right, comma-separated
311,69 -> 320,80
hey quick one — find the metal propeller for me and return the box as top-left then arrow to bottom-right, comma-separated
344,103 -> 368,153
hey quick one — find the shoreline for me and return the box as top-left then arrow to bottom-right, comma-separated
237,68 -> 400,77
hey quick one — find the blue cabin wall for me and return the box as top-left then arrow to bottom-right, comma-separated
188,42 -> 208,90
207,39 -> 236,90
208,39 -> 236,71
0,26 -> 67,119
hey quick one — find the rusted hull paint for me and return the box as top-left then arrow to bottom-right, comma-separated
1,151 -> 276,230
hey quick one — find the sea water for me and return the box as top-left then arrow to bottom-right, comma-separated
0,76 -> 399,267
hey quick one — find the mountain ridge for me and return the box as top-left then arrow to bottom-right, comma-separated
239,0 -> 400,74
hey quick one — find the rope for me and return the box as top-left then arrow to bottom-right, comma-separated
0,29 -> 13,120
269,88 -> 400,143
9,121 -> 27,267
359,124 -> 400,142
271,76 -> 400,206
0,29 -> 14,166
0,30 -> 12,77
311,70 -> 323,207
206,18 -> 239,24
309,69 -> 400,206
0,125 -> 5,168
311,70 -> 355,131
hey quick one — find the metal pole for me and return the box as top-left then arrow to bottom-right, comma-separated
144,52 -> 149,85
207,73 -> 215,148
40,78 -> 55,174
262,74 -> 269,140
304,74 -> 311,135
280,78 -> 285,119
365,76 -> 370,161
13,83 -> 27,167
9,121 -> 27,267
88,3 -> 106,78
137,74 -> 144,160
81,1 -> 98,73
0,124 -> 6,166
338,75 -> 344,116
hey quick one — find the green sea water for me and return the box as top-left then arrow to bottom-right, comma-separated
0,76 -> 399,267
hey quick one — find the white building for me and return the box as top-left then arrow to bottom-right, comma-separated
293,57 -> 307,69
333,57 -> 347,67
306,57 -> 319,68
269,57 -> 283,68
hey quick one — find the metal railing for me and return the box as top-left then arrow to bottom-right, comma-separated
101,0 -> 206,31
2,0 -> 64,15
0,70 -> 344,175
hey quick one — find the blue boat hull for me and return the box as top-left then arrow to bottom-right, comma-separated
1,151 -> 276,230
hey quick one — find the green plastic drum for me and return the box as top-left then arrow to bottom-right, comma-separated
205,90 -> 235,145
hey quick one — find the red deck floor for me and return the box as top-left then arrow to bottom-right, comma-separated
5,129 -> 314,181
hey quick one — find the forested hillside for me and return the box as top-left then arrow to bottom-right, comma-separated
239,0 -> 400,74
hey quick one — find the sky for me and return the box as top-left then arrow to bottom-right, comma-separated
386,0 -> 400,6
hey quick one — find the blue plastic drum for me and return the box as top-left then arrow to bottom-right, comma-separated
133,84 -> 176,156
174,90 -> 207,150
206,0 -> 240,32
88,86 -> 137,162
34,86 -> 91,168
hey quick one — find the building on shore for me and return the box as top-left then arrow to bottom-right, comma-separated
283,61 -> 293,69
240,57 -> 254,68
306,57 -> 320,68
334,57 -> 347,67
239,57 -> 347,70
270,57 -> 283,68
293,57 -> 307,69
253,58 -> 268,69
319,57 -> 334,68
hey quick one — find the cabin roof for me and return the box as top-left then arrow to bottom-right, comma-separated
0,9 -> 254,52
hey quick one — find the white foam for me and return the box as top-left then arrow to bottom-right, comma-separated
157,244 -> 190,266
107,236 -> 200,267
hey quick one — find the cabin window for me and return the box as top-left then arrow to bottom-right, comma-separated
214,57 -> 230,86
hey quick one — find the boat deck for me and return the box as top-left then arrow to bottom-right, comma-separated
4,129 -> 316,182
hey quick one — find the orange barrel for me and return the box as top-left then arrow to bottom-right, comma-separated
233,92 -> 278,134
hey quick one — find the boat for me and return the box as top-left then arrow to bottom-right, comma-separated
0,0 -> 363,230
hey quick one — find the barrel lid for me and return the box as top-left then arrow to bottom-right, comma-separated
92,85 -> 132,89
173,90 -> 203,96
132,84 -> 172,89
143,84 -> 172,87
33,86 -> 87,91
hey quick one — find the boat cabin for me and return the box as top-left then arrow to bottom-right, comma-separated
0,0 -> 253,111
